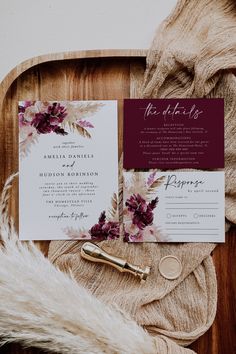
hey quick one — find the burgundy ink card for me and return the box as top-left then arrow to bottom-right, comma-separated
123,99 -> 224,169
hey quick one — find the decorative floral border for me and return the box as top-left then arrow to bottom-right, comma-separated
19,101 -> 104,158
123,171 -> 169,242
62,193 -> 119,240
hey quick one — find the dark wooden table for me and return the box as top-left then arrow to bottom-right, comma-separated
0,50 -> 235,354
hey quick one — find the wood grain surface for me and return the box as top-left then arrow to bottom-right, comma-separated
0,50 -> 235,354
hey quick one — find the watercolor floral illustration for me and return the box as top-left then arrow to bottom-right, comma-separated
63,193 -> 119,240
19,100 -> 104,158
123,171 -> 169,242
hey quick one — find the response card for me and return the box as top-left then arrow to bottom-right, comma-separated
123,171 -> 225,242
123,99 -> 224,169
19,100 -> 118,240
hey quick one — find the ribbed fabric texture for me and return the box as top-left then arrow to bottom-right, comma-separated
142,0 -> 236,225
49,0 -> 236,352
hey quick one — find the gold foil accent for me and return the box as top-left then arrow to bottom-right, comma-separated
81,242 -> 151,281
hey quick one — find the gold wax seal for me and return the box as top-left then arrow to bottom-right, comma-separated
159,255 -> 182,280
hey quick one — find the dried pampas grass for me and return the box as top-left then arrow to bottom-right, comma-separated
0,174 -> 156,354
0,174 -> 195,354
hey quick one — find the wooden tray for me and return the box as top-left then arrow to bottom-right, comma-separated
0,49 -> 235,354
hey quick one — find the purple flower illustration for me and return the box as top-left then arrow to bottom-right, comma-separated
123,232 -> 130,242
124,231 -> 143,242
129,232 -> 144,242
77,120 -> 94,128
18,101 -> 34,127
18,101 -> 33,113
147,171 -> 157,186
125,194 -> 158,230
31,102 -> 68,135
90,211 -> 119,240
19,113 -> 28,127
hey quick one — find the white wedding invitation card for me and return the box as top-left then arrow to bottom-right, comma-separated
123,171 -> 225,242
19,100 -> 118,240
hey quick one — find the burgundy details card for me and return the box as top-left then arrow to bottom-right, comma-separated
123,99 -> 224,169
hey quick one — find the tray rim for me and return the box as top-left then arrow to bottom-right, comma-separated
0,49 -> 147,111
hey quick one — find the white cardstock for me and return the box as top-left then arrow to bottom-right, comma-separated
123,171 -> 225,242
19,100 -> 118,240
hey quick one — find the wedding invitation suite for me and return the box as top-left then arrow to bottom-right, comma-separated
123,98 -> 225,243
123,98 -> 224,169
123,171 -> 225,242
19,100 -> 118,240
19,98 -> 225,243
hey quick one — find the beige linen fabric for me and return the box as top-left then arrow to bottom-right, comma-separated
49,238 -> 216,349
142,0 -> 236,225
49,0 -> 236,352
